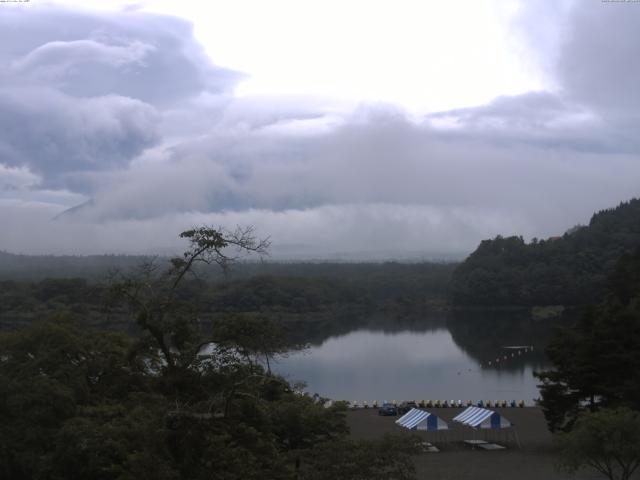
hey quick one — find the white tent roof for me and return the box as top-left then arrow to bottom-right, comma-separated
395,408 -> 448,431
452,406 -> 512,429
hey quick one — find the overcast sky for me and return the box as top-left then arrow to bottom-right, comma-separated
1,0 -> 639,259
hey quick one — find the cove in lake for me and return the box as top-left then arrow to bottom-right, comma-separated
274,311 -> 552,403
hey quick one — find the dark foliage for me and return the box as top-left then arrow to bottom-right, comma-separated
0,263 -> 454,332
556,407 -> 640,480
536,246 -> 640,432
451,198 -> 640,306
0,227 -> 418,480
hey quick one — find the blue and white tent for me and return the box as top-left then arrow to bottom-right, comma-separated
452,406 -> 512,429
395,408 -> 448,431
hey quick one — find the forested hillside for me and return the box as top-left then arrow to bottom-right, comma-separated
536,245 -> 640,431
0,262 -> 455,332
451,198 -> 640,306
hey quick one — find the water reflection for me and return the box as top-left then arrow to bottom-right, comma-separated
275,311 -> 557,402
447,309 -> 550,372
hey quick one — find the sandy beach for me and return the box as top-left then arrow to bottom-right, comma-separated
346,407 -> 602,480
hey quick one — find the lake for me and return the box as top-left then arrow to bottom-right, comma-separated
274,313 -> 551,404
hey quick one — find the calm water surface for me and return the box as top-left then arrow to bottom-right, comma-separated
274,326 -> 547,403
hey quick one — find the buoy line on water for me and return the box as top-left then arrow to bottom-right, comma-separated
485,345 -> 534,368
327,399 -> 529,409
302,346 -> 537,410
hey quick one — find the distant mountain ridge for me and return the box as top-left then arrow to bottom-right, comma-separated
451,198 -> 640,306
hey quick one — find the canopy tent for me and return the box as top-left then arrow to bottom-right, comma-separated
452,406 -> 512,429
395,408 -> 448,431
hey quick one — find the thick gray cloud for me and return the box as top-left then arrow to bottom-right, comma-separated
0,5 -> 241,188
12,39 -> 155,74
60,106 -> 640,248
2,2 -> 640,258
0,87 -> 159,179
425,1 -> 640,156
2,202 -> 529,258
0,6 -> 240,104
557,1 -> 640,114
427,91 -> 640,154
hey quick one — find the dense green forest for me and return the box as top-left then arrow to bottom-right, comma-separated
0,250 -> 456,284
0,227 -> 421,480
536,245 -> 640,432
0,262 -> 454,334
451,198 -> 640,306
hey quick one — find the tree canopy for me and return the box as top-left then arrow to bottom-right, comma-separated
556,408 -> 640,480
451,198 -> 640,306
0,226 -> 418,480
536,246 -> 640,432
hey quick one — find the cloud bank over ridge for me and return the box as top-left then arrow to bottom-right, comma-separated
1,1 -> 640,258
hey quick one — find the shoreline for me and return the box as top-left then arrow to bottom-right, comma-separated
346,407 -> 581,480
